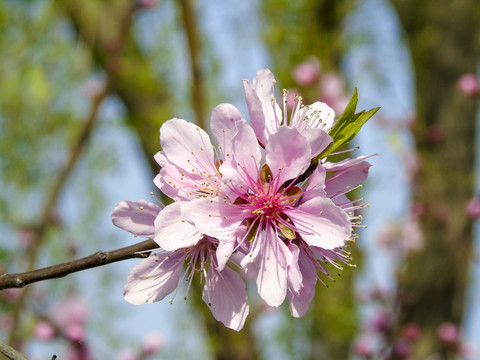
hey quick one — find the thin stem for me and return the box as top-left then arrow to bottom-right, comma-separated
0,240 -> 158,291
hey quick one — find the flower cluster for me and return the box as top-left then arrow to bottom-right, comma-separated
112,69 -> 374,331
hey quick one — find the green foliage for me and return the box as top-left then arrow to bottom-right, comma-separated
320,89 -> 380,158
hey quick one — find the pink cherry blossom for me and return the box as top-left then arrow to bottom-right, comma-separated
113,68 -> 374,330
177,118 -> 357,309
112,198 -> 249,331
243,69 -> 335,151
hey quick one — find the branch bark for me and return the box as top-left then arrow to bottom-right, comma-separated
0,338 -> 28,360
178,0 -> 206,130
0,240 -> 158,291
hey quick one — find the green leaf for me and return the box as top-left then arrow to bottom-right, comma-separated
318,89 -> 379,159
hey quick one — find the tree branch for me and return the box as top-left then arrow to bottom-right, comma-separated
179,0 -> 206,129
0,240 -> 158,291
0,338 -> 28,360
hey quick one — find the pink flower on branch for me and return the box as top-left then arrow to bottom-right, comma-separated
112,198 -> 249,331
243,69 -> 335,150
112,68 -> 374,330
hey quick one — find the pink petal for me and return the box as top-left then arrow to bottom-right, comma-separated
243,69 -> 281,146
301,127 -> 332,158
112,200 -> 160,235
266,126 -> 311,185
243,78 -> 267,146
181,197 -> 246,240
255,224 -> 292,307
302,165 -> 327,203
123,252 -> 184,305
325,159 -> 372,204
322,155 -> 376,172
284,197 -> 351,249
210,103 -> 244,157
202,266 -> 249,331
160,118 -> 217,179
154,152 -> 206,201
219,119 -> 261,199
288,248 -> 318,317
154,202 -> 203,251
216,237 -> 236,271
286,242 -> 302,294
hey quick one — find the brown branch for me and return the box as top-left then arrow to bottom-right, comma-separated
0,240 -> 158,291
0,338 -> 28,360
179,0 -> 206,129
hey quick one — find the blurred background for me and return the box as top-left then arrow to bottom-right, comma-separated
0,0 -> 479,359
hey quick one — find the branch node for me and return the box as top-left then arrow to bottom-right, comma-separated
97,251 -> 108,264
15,278 -> 25,288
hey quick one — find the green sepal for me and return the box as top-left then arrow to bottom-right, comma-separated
317,89 -> 380,160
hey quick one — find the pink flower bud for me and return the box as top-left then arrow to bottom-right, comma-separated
65,323 -> 85,342
466,197 -> 480,219
34,321 -> 56,340
437,322 -> 460,344
458,73 -> 479,96
354,338 -> 372,356
402,323 -> 422,341
293,57 -> 321,86
142,332 -> 163,355
393,339 -> 412,358
369,309 -> 391,334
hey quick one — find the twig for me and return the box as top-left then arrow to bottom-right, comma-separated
0,338 -> 28,360
0,240 -> 158,291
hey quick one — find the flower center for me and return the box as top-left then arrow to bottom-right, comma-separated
239,164 -> 303,241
